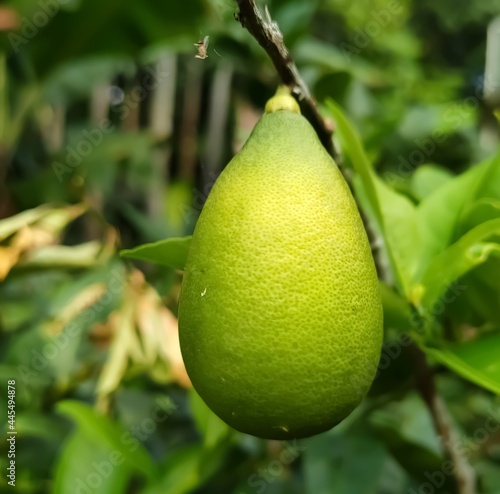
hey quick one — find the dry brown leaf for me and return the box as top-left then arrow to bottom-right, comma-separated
0,225 -> 62,280
44,282 -> 107,336
0,227 -> 46,280
95,309 -> 132,412
129,268 -> 146,289
0,7 -> 19,31
159,307 -> 191,388
13,226 -> 55,252
135,289 -> 161,364
34,204 -> 87,237
134,279 -> 191,388
0,246 -> 21,280
89,321 -> 115,348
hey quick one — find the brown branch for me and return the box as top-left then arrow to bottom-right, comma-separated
410,344 -> 476,494
236,0 -> 340,163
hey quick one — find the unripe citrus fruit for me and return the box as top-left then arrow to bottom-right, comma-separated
179,88 -> 383,439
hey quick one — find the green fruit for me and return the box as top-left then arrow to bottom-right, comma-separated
179,88 -> 383,440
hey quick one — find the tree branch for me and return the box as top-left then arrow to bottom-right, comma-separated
410,344 -> 476,494
236,0 -> 340,163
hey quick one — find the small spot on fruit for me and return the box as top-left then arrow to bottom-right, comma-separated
201,288 -> 207,297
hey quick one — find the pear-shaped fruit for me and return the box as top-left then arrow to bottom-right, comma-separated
178,88 -> 383,440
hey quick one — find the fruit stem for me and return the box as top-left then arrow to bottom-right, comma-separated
236,0 -> 340,160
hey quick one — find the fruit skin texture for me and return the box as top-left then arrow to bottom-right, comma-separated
178,102 -> 383,440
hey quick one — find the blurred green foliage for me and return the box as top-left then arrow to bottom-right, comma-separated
1,0 -> 500,493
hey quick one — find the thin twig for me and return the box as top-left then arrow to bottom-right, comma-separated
236,0 -> 340,163
410,344 -> 476,494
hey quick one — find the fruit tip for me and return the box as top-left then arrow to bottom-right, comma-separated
265,86 -> 301,115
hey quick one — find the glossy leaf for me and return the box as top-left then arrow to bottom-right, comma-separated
326,100 -> 425,293
374,177 -> 423,294
417,219 -> 500,312
416,154 -> 499,274
423,332 -> 500,394
474,153 -> 500,201
458,198 -> 500,236
325,99 -> 382,226
120,236 -> 192,269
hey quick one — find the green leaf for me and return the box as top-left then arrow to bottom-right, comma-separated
371,394 -> 442,455
29,0 -> 204,76
458,198 -> 500,236
43,55 -> 136,105
423,332 -> 500,394
475,153 -> 500,201
56,400 -> 156,480
120,236 -> 192,269
417,219 -> 500,312
53,430 -> 131,494
326,100 -> 424,294
416,154 -> 499,274
369,395 -> 455,490
379,282 -> 412,334
142,441 -> 229,494
463,268 -> 500,325
0,301 -> 37,331
189,388 -> 232,448
15,413 -> 67,442
142,445 -> 202,494
410,164 -> 454,201
303,429 -> 388,494
296,39 -> 385,86
325,99 -> 382,226
374,177 -> 423,294
477,460 -> 500,494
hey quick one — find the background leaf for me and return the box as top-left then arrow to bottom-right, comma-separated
189,388 -> 232,448
53,430 -> 131,494
56,401 -> 156,481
